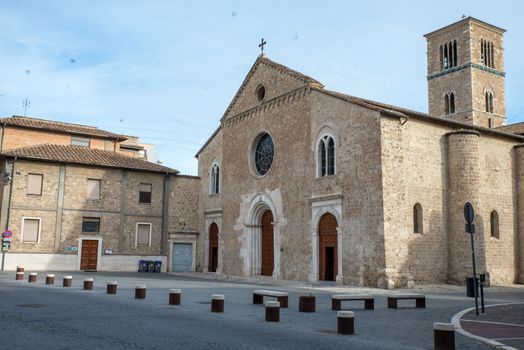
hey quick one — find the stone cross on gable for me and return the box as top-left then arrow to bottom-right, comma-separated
259,38 -> 267,54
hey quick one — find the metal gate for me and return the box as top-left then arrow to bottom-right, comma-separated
172,243 -> 193,272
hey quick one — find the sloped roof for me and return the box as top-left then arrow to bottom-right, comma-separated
496,122 -> 524,135
0,116 -> 127,140
1,144 -> 177,174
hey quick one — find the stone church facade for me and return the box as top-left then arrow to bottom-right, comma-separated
196,17 -> 524,288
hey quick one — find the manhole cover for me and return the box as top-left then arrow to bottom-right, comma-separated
17,304 -> 46,308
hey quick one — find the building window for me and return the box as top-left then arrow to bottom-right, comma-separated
27,173 -> 43,195
71,137 -> 90,147
445,92 -> 455,115
82,217 -> 100,233
210,164 -> 220,194
256,84 -> 266,102
317,135 -> 336,177
252,133 -> 274,176
490,210 -> 499,239
440,40 -> 458,70
481,39 -> 495,68
136,223 -> 152,246
485,91 -> 494,113
139,183 -> 152,203
86,179 -> 101,200
22,218 -> 41,243
413,203 -> 423,234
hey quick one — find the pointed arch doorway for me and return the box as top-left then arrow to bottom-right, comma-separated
260,210 -> 274,276
208,223 -> 219,273
318,213 -> 338,281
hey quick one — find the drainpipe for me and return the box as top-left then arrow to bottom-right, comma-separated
1,157 -> 15,271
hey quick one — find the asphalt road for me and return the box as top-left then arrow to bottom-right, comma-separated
0,271 -> 521,349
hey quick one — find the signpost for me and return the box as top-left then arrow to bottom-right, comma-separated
1,230 -> 12,271
464,202 -> 479,316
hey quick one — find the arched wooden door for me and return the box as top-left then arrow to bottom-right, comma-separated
260,210 -> 274,276
318,213 -> 338,281
208,223 -> 219,273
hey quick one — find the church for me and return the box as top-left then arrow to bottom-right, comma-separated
195,17 -> 524,288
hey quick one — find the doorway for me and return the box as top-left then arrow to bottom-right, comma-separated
80,239 -> 99,271
318,213 -> 338,281
260,210 -> 274,276
208,223 -> 219,272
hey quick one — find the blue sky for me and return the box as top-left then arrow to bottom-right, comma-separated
1,1 -> 523,175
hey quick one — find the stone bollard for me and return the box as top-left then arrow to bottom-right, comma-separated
83,278 -> 94,290
169,289 -> 181,305
107,282 -> 118,294
337,311 -> 355,335
265,301 -> 280,322
63,276 -> 73,287
16,272 -> 24,280
28,272 -> 37,283
211,294 -> 225,313
17,266 -> 24,273
434,323 -> 455,350
135,285 -> 146,299
46,274 -> 55,285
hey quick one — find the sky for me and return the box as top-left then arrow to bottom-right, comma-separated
1,1 -> 523,175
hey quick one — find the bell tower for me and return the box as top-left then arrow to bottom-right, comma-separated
424,17 -> 506,128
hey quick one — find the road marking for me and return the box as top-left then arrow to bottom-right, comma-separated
492,337 -> 524,341
461,319 -> 524,328
451,303 -> 524,350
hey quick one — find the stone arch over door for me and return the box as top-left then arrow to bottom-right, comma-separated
204,212 -> 222,274
318,213 -> 338,281
208,222 -> 219,273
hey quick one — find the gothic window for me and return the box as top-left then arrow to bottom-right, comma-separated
485,91 -> 494,113
444,92 -> 455,115
317,135 -> 336,177
413,203 -> 423,234
490,210 -> 499,239
481,39 -> 495,68
253,133 -> 274,176
210,164 -> 220,194
440,41 -> 458,70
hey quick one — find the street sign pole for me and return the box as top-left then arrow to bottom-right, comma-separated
1,238 -> 4,271
469,230 -> 479,316
464,202 -> 479,316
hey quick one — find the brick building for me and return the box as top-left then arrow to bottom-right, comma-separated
196,17 -> 524,288
0,116 -> 200,272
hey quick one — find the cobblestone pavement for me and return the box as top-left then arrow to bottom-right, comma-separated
1,271 -> 523,349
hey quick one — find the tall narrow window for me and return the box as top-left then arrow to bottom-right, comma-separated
485,91 -> 494,113
481,39 -> 495,68
210,164 -> 220,194
481,39 -> 485,64
136,223 -> 151,246
440,45 -> 444,70
139,183 -> 152,203
27,173 -> 43,195
444,93 -> 455,115
317,135 -> 335,177
413,203 -> 423,234
490,210 -> 499,239
453,40 -> 458,67
86,179 -> 101,200
443,44 -> 449,69
445,94 -> 450,115
22,218 -> 40,243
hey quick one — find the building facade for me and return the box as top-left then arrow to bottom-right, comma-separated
196,17 -> 524,288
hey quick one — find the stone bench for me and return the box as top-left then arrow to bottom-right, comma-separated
332,294 -> 374,310
253,290 -> 288,308
387,294 -> 425,309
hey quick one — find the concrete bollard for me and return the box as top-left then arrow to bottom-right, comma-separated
434,323 -> 455,350
169,289 -> 181,305
107,282 -> 118,294
135,285 -> 146,299
83,278 -> 94,290
211,294 -> 225,313
16,272 -> 24,280
265,301 -> 280,322
28,272 -> 37,283
337,311 -> 355,335
46,274 -> 55,285
63,276 -> 73,287
17,266 -> 24,273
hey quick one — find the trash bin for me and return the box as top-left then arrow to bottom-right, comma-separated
466,277 -> 479,297
138,260 -> 148,272
148,260 -> 155,273
154,261 -> 162,273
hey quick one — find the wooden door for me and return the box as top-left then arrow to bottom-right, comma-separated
209,223 -> 219,272
260,210 -> 274,276
80,240 -> 98,271
318,213 -> 338,281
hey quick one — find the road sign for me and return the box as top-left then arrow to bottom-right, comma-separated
2,230 -> 12,239
464,202 -> 475,224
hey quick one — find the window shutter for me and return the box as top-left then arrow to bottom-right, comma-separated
23,219 -> 39,242
86,179 -> 101,200
27,174 -> 43,195
137,224 -> 150,245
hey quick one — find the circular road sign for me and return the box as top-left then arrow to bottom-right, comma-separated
2,230 -> 12,238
